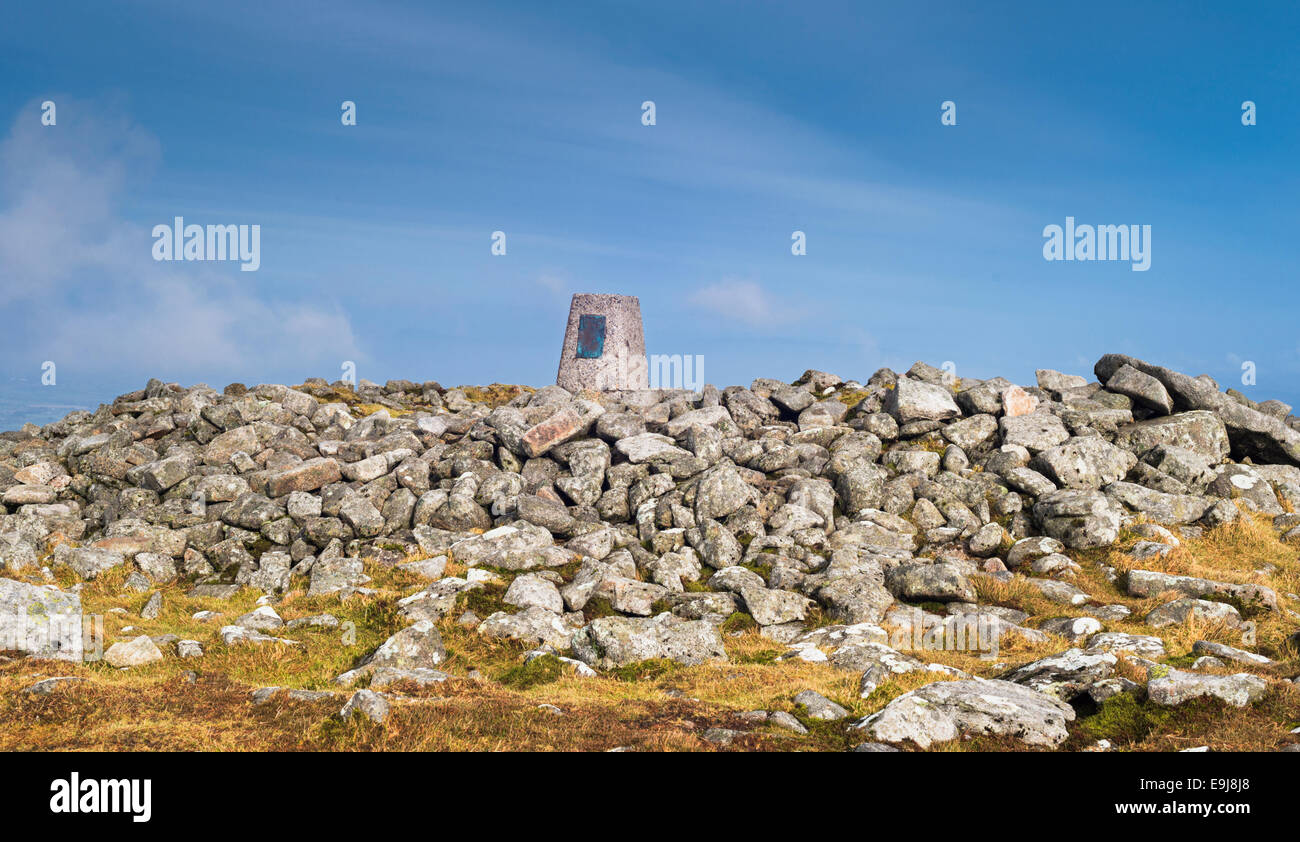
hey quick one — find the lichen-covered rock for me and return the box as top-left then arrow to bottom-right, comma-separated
1113,411 -> 1231,461
340,689 -> 389,723
478,606 -> 583,649
1145,598 -> 1243,629
1126,570 -> 1277,611
884,379 -> 960,424
571,614 -> 726,669
1001,648 -> 1117,702
0,578 -> 82,661
885,562 -> 976,604
854,679 -> 1075,748
1147,666 -> 1268,707
1032,437 -> 1137,489
1033,489 -> 1121,548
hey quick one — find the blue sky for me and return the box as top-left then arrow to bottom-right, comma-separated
1,1 -> 1298,426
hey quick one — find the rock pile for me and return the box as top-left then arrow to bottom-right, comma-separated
2,353 -> 1298,748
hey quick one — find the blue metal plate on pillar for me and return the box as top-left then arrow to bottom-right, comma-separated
576,314 -> 606,358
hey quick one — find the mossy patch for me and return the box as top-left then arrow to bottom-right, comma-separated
582,597 -> 619,622
459,384 -> 535,408
496,654 -> 564,690
608,658 -> 681,683
458,584 -> 509,618
1071,693 -> 1177,747
721,612 -> 758,634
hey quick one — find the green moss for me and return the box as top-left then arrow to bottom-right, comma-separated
835,389 -> 871,408
496,654 -> 564,690
721,612 -> 758,634
1076,693 -> 1176,744
607,658 -> 681,683
733,649 -> 781,665
803,606 -> 835,629
582,597 -> 619,622
458,584 -> 508,618
554,559 -> 585,581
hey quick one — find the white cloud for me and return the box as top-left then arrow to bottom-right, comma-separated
689,279 -> 779,327
536,272 -> 570,299
0,100 -> 361,381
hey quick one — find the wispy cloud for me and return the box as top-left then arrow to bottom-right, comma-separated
690,279 -> 782,328
0,99 -> 360,381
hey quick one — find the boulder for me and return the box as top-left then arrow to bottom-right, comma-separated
854,679 -> 1075,748
571,614 -> 726,669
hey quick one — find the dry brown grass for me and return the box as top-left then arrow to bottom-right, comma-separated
3,509 -> 1297,752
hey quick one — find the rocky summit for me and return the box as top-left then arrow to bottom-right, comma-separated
1,354 -> 1298,752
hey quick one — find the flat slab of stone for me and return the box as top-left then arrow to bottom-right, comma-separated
571,614 -> 726,669
1147,666 -> 1268,707
1126,569 -> 1278,611
853,678 -> 1075,749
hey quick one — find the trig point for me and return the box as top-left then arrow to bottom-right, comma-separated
556,293 -> 647,392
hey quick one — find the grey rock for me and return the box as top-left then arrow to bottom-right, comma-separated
340,689 -> 389,723
1032,437 -> 1137,489
1002,647 -> 1117,701
23,676 -> 86,695
478,606 -> 582,650
1000,413 -> 1070,453
1125,569 -> 1277,611
1033,489 -> 1121,548
103,634 -> 164,668
503,573 -> 565,614
1146,598 -> 1242,629
141,591 -> 162,620
1147,667 -> 1268,707
1114,411 -> 1230,461
885,562 -> 976,604
1191,639 -> 1272,666
884,379 -> 960,424
571,614 -> 727,669
793,689 -> 849,720
0,578 -> 82,661
1105,364 -> 1173,415
854,679 -> 1075,748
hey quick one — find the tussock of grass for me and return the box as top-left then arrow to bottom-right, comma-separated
459,384 -> 534,408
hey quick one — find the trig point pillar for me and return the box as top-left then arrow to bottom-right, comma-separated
556,293 -> 647,392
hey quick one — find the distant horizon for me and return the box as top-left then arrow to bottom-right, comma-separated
4,343 -> 1293,433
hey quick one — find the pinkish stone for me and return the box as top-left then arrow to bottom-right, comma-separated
264,457 -> 342,497
982,558 -> 1008,573
521,409 -> 586,458
1002,385 -> 1039,418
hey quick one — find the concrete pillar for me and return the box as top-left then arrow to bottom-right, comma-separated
555,293 -> 647,392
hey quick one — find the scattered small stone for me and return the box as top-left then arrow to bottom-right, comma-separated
103,635 -> 163,668
793,689 -> 849,721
